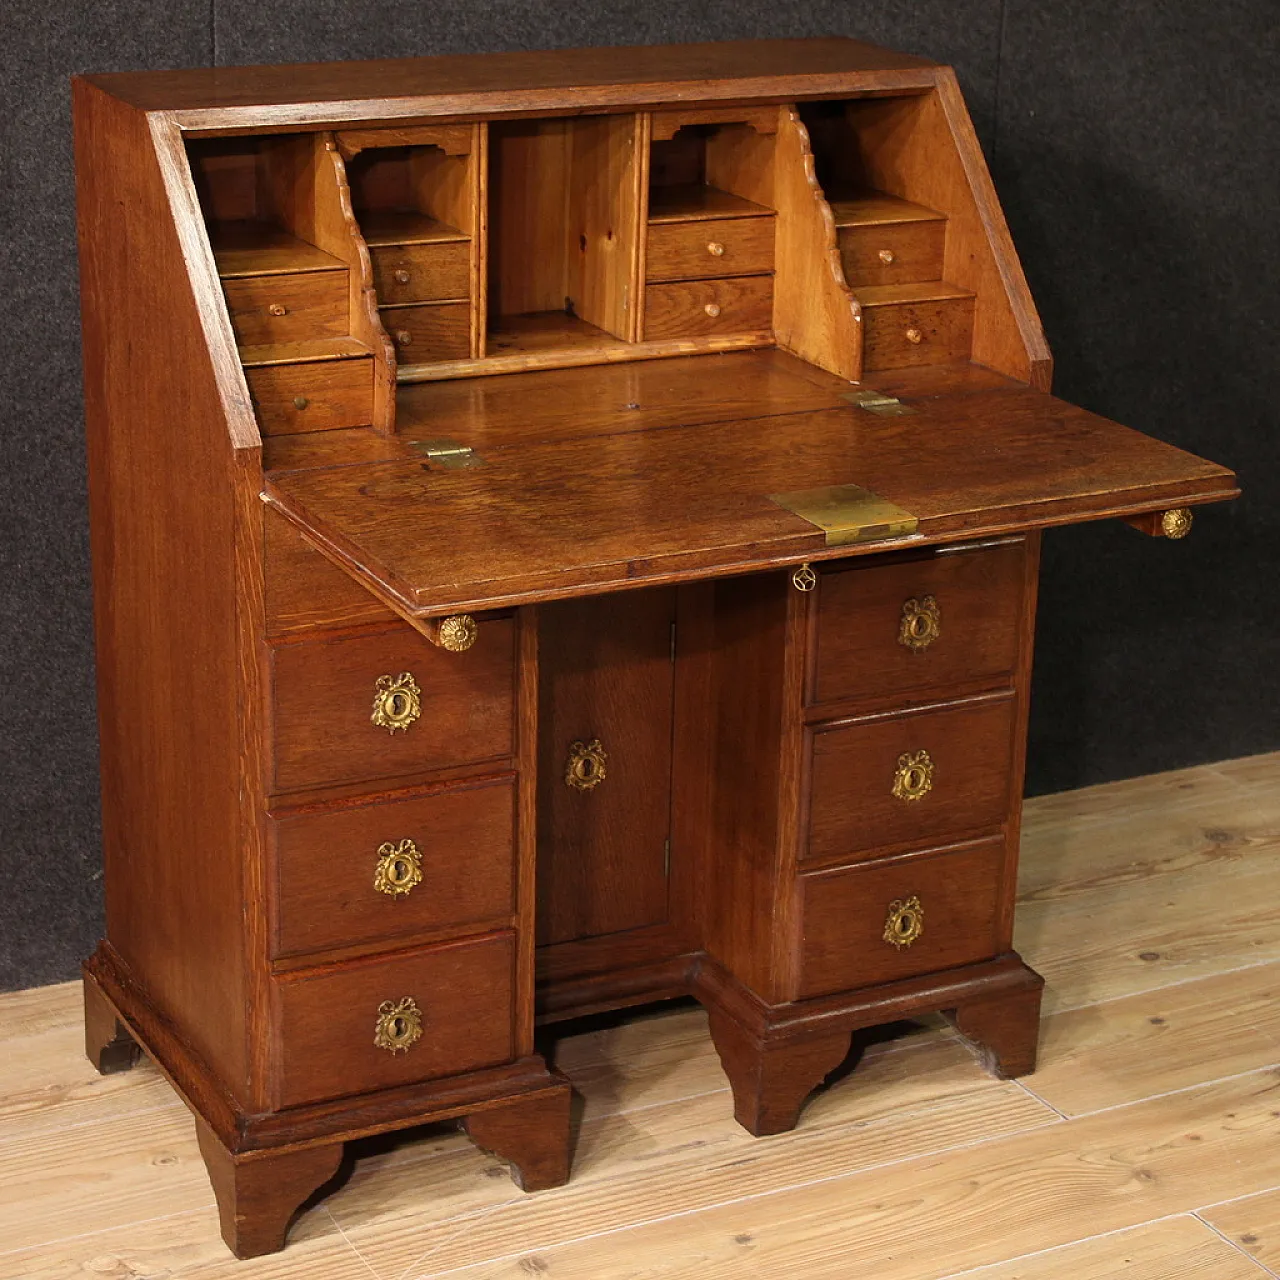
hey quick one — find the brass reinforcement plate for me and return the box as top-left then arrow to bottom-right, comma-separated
769,483 -> 919,547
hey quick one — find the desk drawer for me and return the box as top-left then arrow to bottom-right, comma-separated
246,357 -> 373,436
861,290 -> 974,370
270,619 -> 515,794
806,697 -> 1016,866
837,218 -> 945,288
383,301 -> 471,363
798,838 -> 1004,998
272,778 -> 516,959
275,932 -> 514,1107
223,271 -> 349,347
643,275 -> 773,340
371,241 -> 470,305
812,541 -> 1026,708
646,216 -> 775,283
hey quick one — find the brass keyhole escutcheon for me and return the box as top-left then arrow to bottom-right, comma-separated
892,749 -> 934,802
898,595 -> 941,652
436,614 -> 477,652
374,997 -> 423,1054
374,838 -> 423,898
371,672 -> 422,733
883,896 -> 924,949
1161,507 -> 1193,539
565,739 -> 608,792
792,562 -> 817,592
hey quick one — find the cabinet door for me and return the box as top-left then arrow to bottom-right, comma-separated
536,588 -> 677,945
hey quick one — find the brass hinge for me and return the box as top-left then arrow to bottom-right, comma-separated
842,389 -> 917,416
770,483 -> 919,547
411,438 -> 484,469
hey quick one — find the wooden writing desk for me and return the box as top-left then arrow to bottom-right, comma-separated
72,38 -> 1237,1257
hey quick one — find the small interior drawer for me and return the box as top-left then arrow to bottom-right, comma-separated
270,618 -> 515,794
246,357 -> 372,435
806,696 -> 1017,867
798,838 -> 1004,998
274,931 -> 514,1107
859,286 -> 975,370
382,300 -> 471,363
837,217 -> 945,288
370,240 -> 470,305
811,541 -> 1027,708
272,777 -> 516,959
222,270 -> 349,347
646,215 -> 775,283
643,275 -> 773,340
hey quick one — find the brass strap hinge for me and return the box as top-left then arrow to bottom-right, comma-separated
770,483 -> 919,547
842,389 -> 917,416
412,438 -> 484,469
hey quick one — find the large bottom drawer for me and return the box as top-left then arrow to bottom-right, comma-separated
274,932 -> 514,1107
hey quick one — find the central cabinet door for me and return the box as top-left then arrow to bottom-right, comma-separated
536,588 -> 677,946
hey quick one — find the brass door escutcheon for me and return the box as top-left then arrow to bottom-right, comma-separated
565,739 -> 607,791
374,997 -> 423,1054
898,595 -> 941,652
374,838 -> 423,898
892,749 -> 934,801
371,672 -> 421,733
883,895 -> 924,949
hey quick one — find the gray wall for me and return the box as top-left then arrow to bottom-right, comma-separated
2,2 -> 1274,991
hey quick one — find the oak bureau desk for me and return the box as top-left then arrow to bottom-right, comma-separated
73,38 -> 1238,1258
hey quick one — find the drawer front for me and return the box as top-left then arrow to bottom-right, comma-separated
807,697 -> 1016,866
273,778 -> 516,958
275,932 -> 514,1107
643,275 -> 774,340
371,241 -> 470,305
383,301 -> 471,362
646,216 -> 775,283
271,619 -> 515,794
798,838 -> 1004,998
812,541 -> 1026,707
837,219 -> 945,288
862,294 -> 974,369
223,271 -> 349,347
246,357 -> 372,435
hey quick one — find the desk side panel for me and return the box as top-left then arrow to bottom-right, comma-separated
75,81 -> 257,1103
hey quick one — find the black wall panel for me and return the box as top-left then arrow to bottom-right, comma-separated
0,1 -> 1273,990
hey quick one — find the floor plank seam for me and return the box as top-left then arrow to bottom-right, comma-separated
389,1196 -> 526,1280
1,1098 -> 183,1137
1008,1076 -> 1070,1120
1062,1060 -> 1280,1120
1193,1210 -> 1280,1278
324,1205 -> 387,1280
1199,1183 -> 1280,1214
0,1203 -> 216,1261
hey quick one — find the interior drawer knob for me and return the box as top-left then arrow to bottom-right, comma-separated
292,395 -> 309,411
704,302 -> 722,318
905,326 -> 923,344
374,838 -> 423,897
394,329 -> 413,347
706,241 -> 725,256
898,595 -> 941,651
892,749 -> 934,802
374,997 -> 423,1054
565,738 -> 608,791
371,671 -> 422,733
393,268 -> 412,285
267,302 -> 288,316
878,248 -> 895,265
883,895 -> 924,949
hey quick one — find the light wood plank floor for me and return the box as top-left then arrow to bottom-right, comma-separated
2,752 -> 1278,1279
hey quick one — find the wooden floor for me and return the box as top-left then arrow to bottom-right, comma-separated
3,753 -> 1280,1279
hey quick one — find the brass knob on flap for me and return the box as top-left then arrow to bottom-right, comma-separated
374,997 -> 423,1054
565,739 -> 607,792
792,563 -> 817,592
883,896 -> 924,949
1161,508 -> 1193,539
892,749 -> 934,802
393,268 -> 411,285
435,615 -> 477,652
898,595 -> 941,652
374,839 -> 423,898
371,672 -> 422,733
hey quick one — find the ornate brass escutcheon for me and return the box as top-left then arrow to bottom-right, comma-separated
892,749 -> 934,802
1161,507 -> 1193,539
792,562 -> 817,592
371,672 -> 421,733
565,739 -> 608,792
883,895 -> 924,949
374,838 -> 423,898
898,595 -> 941,652
436,614 -> 478,652
374,996 -> 423,1054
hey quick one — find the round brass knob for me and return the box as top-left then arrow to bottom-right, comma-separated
892,749 -> 934,802
394,329 -> 413,347
707,241 -> 725,257
374,839 -> 423,898
898,595 -> 941,652
292,395 -> 309,411
393,268 -> 412,285
565,739 -> 607,792
268,302 -> 288,317
436,615 -> 477,652
704,303 -> 722,318
883,896 -> 924,949
878,248 -> 896,265
792,563 -> 817,592
371,672 -> 421,733
1161,508 -> 1193,539
374,997 -> 423,1054
905,327 -> 923,344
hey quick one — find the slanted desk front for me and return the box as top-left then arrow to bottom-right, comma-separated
72,38 -> 1238,1258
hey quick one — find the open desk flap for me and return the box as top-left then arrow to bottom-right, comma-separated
263,381 -> 1237,619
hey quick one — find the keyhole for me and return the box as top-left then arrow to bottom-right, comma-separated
910,615 -> 930,639
392,1017 -> 407,1038
389,693 -> 407,717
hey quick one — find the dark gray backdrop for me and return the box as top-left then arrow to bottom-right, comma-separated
2,2 -> 1275,991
